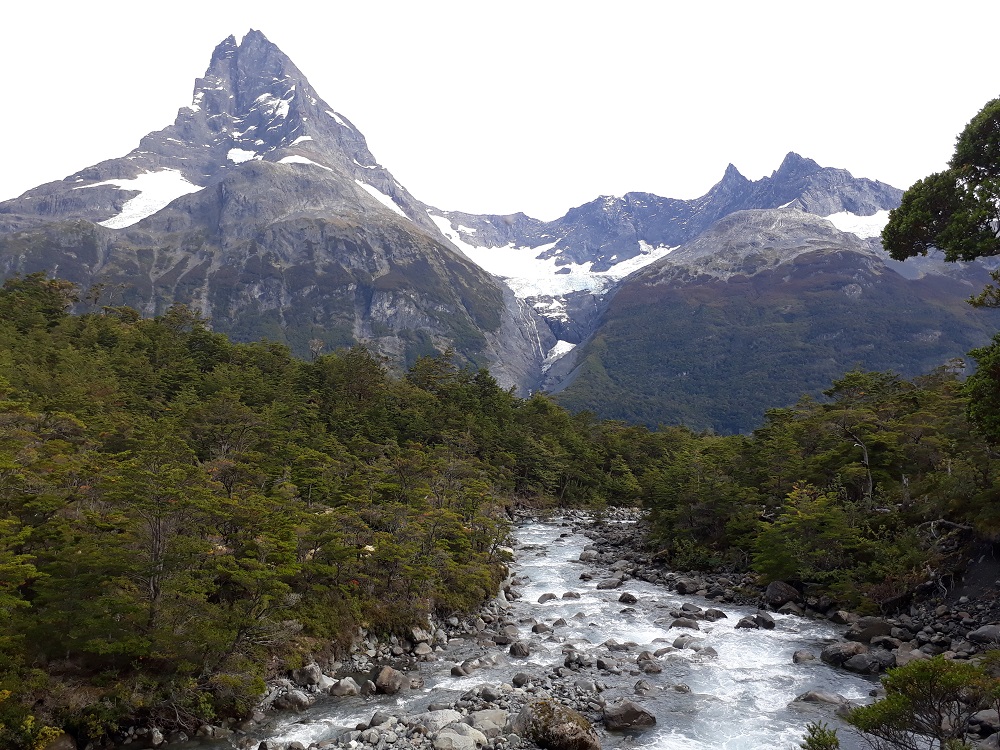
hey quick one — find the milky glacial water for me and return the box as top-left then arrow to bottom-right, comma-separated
207,519 -> 876,750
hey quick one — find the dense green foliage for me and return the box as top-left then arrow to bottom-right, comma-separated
0,274 -> 644,745
553,251 -> 1000,433
847,657 -> 1000,750
3,272 -> 1000,747
644,365 -> 1000,606
882,98 -> 1000,265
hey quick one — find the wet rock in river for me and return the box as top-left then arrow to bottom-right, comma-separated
603,700 -> 656,730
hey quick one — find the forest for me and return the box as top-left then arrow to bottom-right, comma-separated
2,270 -> 1000,748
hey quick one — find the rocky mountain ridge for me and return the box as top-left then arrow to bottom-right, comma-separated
0,31 -> 553,392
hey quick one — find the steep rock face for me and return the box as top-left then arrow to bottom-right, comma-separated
549,209 -> 1000,433
0,31 -> 552,392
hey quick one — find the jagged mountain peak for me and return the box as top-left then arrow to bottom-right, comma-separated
773,151 -> 821,178
721,162 -> 749,184
0,31 -> 441,235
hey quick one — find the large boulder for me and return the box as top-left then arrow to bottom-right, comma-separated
433,731 -> 477,750
596,577 -> 624,590
754,611 -> 776,630
968,625 -> 1000,645
674,578 -> 700,595
375,666 -> 407,695
510,641 -> 531,658
669,618 -> 701,630
793,650 -> 816,664
509,699 -> 601,750
291,663 -> 323,687
412,709 -> 465,733
794,691 -> 849,706
764,581 -> 800,608
603,700 -> 656,731
821,642 -> 868,667
845,617 -> 893,643
470,709 -> 509,737
736,617 -> 759,630
843,650 -> 895,675
273,688 -> 313,711
329,677 -> 361,696
441,724 -> 488,747
538,593 -> 558,604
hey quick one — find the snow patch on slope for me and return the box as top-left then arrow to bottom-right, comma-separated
76,170 -> 203,229
823,210 -> 891,239
228,148 -> 257,164
279,155 -> 333,172
429,213 -> 675,298
355,180 -> 408,219
543,340 -> 576,372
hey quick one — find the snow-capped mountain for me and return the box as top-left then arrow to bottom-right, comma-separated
0,30 -> 994,431
0,31 -> 553,392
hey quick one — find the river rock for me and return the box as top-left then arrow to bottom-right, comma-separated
794,691 -> 849,706
843,650 -> 893,675
793,650 -> 816,664
510,699 -> 601,750
538,593 -> 558,604
375,666 -> 407,694
778,601 -> 804,616
412,709 -> 465,733
471,709 -> 509,737
704,608 -> 727,621
579,550 -> 599,562
764,581 -> 800,608
670,618 -> 700,630
829,610 -> 857,625
821,641 -> 868,666
675,578 -> 700,595
510,641 -> 531,658
532,622 -> 553,634
415,642 -> 434,656
754,611 -> 776,629
968,625 -> 1000,644
619,592 -> 638,604
445,724 -> 488,746
291,663 -> 323,687
434,731 -> 477,750
603,700 -> 656,730
736,616 -> 759,629
562,591 -> 581,599
273,688 -> 313,711
845,617 -> 893,643
596,577 -> 624,590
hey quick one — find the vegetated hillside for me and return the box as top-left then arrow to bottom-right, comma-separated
2,273 -> 1000,749
0,273 -> 634,747
553,211 -> 1000,433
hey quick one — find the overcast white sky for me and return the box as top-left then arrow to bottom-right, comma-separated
2,1 -> 998,220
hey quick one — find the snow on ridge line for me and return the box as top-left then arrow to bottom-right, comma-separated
74,169 -> 203,229
429,213 -> 676,298
823,210 -> 891,239
354,180 -> 408,219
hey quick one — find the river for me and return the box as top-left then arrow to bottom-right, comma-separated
201,517 -> 877,750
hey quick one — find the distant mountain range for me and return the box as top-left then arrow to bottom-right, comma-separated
2,30 -> 997,431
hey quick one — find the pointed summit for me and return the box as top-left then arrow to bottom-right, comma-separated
773,152 -> 821,179
720,162 -> 750,186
